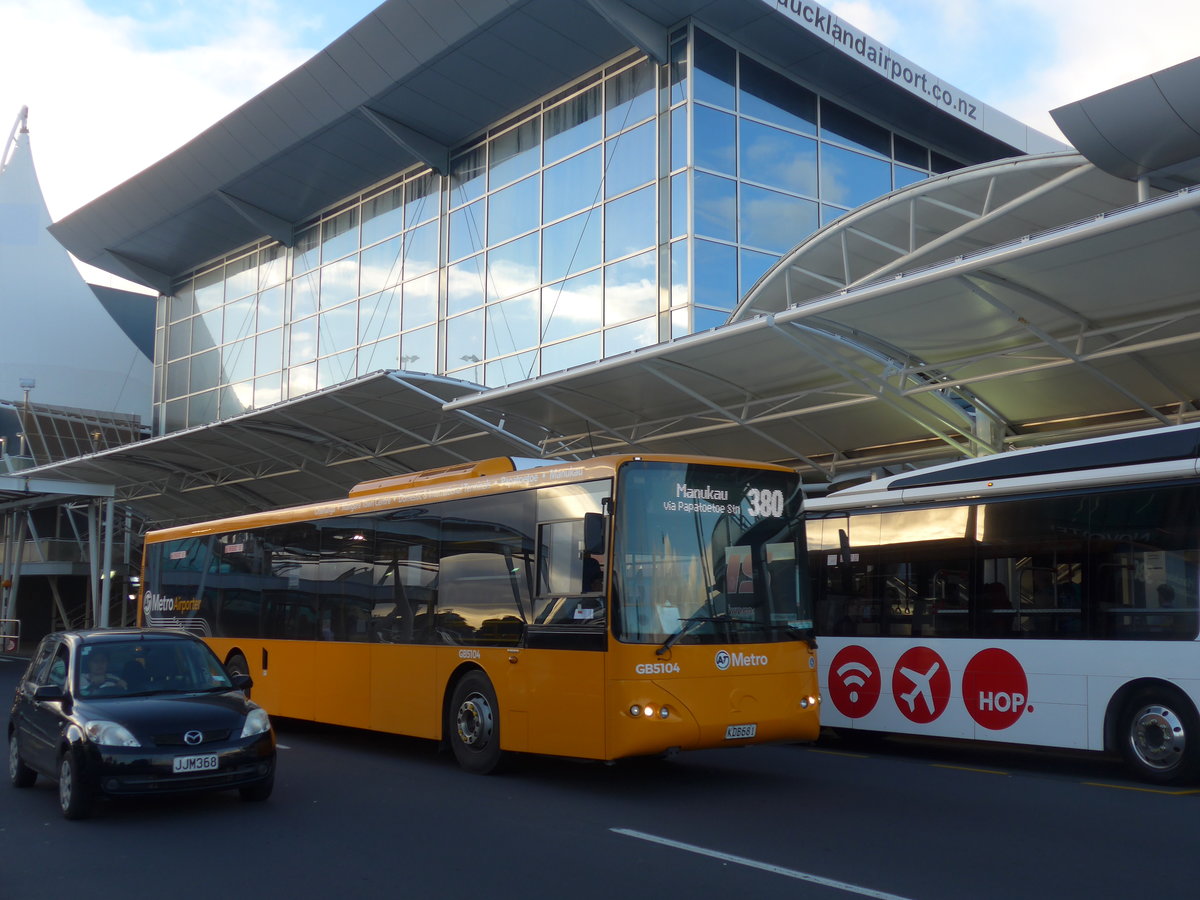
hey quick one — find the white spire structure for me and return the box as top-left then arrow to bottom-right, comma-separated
0,108 -> 152,423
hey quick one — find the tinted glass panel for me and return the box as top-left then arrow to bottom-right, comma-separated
358,290 -> 399,344
400,324 -> 437,372
488,175 -> 540,245
740,184 -> 818,254
739,55 -> 817,134
605,317 -> 657,356
404,222 -> 439,277
543,210 -> 601,283
694,172 -> 737,243
405,172 -> 440,227
542,269 -> 601,343
322,209 -> 358,261
487,290 -> 539,357
604,251 -> 656,325
740,120 -> 818,197
693,29 -> 736,109
541,331 -> 601,373
544,147 -> 602,222
693,239 -> 737,310
604,186 -> 655,261
820,144 -> 892,209
488,232 -> 539,301
403,273 -> 438,328
740,248 -> 779,296
319,300 -> 355,352
450,145 -> 487,207
821,101 -> 890,156
490,117 -> 540,189
693,105 -> 736,175
605,59 -> 655,135
320,257 -> 358,309
604,121 -> 655,198
545,84 -> 602,164
447,255 -> 486,315
449,201 -> 485,262
362,186 -> 404,246
360,236 -> 403,295
446,309 -> 484,368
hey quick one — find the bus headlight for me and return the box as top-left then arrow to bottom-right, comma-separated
629,704 -> 642,718
659,706 -> 669,719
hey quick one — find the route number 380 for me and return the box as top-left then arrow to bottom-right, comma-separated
746,488 -> 785,518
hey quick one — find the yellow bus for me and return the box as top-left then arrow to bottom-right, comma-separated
140,454 -> 820,772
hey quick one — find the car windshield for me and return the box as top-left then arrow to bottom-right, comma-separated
76,637 -> 234,698
612,460 -> 812,645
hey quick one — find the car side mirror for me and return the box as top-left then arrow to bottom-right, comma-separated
231,673 -> 254,691
33,683 -> 67,702
583,512 -> 606,556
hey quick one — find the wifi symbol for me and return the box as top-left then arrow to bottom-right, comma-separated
837,661 -> 874,703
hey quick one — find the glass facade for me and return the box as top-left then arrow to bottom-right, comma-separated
155,25 -> 964,434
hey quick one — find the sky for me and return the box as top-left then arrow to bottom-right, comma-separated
2,0 -> 1199,287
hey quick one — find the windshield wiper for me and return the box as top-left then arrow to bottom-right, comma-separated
656,613 -> 757,656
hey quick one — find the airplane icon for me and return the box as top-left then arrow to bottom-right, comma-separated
898,661 -> 941,715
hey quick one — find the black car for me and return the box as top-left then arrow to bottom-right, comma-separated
8,629 -> 276,819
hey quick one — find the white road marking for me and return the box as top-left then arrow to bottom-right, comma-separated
611,828 -> 916,900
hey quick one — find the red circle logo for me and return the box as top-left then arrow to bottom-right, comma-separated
828,645 -> 881,718
891,647 -> 951,723
963,648 -> 1028,730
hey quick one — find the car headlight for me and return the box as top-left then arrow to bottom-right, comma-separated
83,720 -> 141,747
241,707 -> 271,738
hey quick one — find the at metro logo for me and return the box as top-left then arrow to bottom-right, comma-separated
714,650 -> 768,670
962,648 -> 1028,730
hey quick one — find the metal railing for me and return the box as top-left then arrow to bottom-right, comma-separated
0,618 -> 21,654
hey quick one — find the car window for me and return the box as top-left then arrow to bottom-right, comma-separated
25,641 -> 56,684
46,645 -> 69,688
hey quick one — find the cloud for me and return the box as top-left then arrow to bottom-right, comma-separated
0,0 -> 349,220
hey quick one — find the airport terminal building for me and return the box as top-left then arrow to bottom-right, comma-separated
50,0 -> 1056,436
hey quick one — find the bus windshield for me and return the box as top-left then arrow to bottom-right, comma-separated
612,460 -> 811,645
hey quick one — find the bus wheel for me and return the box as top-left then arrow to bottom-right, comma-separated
1121,688 -> 1200,784
225,651 -> 249,679
450,672 -> 502,774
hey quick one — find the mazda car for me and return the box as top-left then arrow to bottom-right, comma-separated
8,628 -> 275,819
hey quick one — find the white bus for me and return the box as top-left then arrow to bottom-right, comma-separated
807,423 -> 1200,783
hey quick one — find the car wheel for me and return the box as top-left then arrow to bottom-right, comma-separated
1121,687 -> 1200,784
449,671 -> 503,775
9,732 -> 36,788
238,767 -> 274,802
58,751 -> 93,820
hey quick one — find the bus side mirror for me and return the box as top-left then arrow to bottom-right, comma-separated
583,512 -> 606,556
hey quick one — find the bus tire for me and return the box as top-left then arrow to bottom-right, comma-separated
449,671 -> 503,775
1120,686 -> 1200,784
225,651 -> 249,679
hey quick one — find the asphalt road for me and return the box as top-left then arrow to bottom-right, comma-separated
2,653 -> 1196,900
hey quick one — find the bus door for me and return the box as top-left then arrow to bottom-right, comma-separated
517,491 -> 609,759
